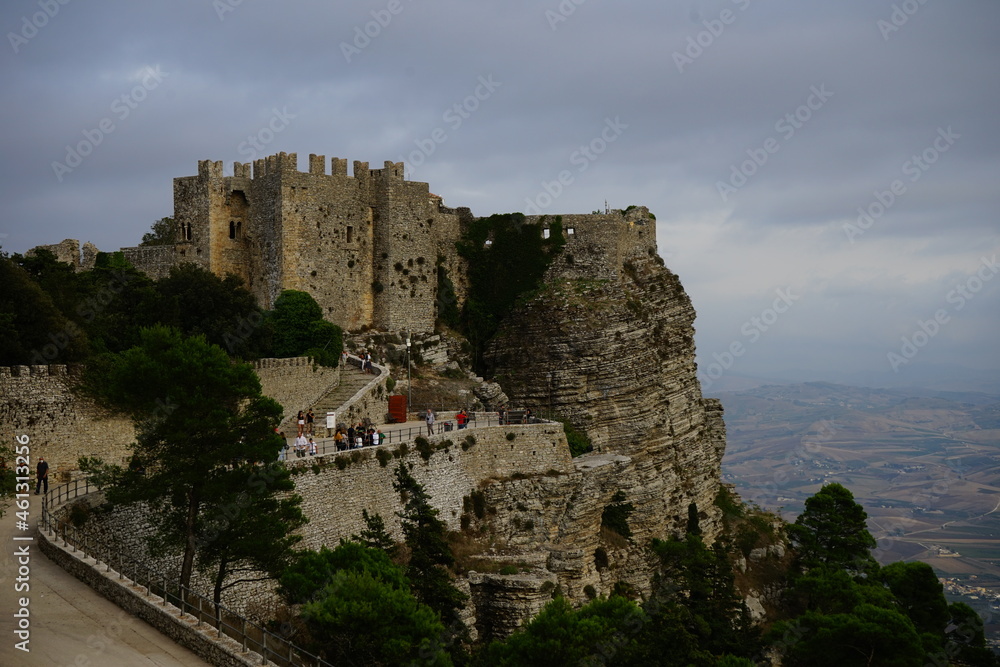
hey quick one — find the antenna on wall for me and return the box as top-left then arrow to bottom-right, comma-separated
605,200 -> 609,214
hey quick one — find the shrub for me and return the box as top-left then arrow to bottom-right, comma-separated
334,456 -> 348,470
561,420 -> 592,457
584,585 -> 597,599
394,443 -> 409,459
376,449 -> 392,467
470,490 -> 487,520
68,501 -> 91,527
601,490 -> 634,540
506,432 -> 516,441
461,435 -> 476,451
415,437 -> 433,461
499,565 -> 519,575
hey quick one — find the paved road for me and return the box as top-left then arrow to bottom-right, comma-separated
0,496 -> 209,667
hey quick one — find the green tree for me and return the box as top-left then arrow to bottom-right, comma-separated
302,569 -> 451,666
140,217 -> 177,246
195,462 -> 306,607
0,255 -> 89,365
80,326 -> 290,589
279,542 -> 409,604
786,483 -> 877,573
879,561 -> 949,637
269,289 -> 341,366
775,604 -> 925,667
154,264 -> 267,359
942,602 -> 999,667
474,595 -> 645,667
351,509 -> 398,558
280,542 -> 450,666
393,463 -> 468,641
76,252 -> 157,355
651,533 -> 759,658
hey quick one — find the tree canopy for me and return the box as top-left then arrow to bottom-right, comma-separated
81,326 -> 302,591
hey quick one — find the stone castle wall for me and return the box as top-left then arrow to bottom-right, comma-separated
56,422 -> 573,618
252,356 -> 341,427
0,364 -> 134,475
0,357 -> 342,476
168,153 -> 468,334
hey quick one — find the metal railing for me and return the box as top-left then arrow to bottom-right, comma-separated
40,480 -> 331,667
285,412 -> 547,459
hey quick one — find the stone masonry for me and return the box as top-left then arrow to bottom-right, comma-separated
0,357 -> 343,476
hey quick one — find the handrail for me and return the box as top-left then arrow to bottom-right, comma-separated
40,479 -> 331,667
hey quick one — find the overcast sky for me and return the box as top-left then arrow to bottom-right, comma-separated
1,0 -> 997,391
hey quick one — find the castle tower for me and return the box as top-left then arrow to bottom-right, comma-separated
171,152 -> 465,333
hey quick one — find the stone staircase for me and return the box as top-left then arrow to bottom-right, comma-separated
277,355 -> 389,435
311,363 -> 374,423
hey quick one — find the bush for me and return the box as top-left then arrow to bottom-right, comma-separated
601,491 -> 634,540
334,456 -> 348,470
68,501 -> 91,527
506,432 -> 516,441
461,435 -> 476,451
499,565 -> 519,575
562,420 -> 592,457
583,584 -> 597,599
376,449 -> 392,467
470,490 -> 487,519
415,437 -> 433,461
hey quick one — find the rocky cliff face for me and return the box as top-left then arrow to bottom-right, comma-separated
464,209 -> 727,636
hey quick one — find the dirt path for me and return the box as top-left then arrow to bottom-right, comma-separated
0,497 -> 209,667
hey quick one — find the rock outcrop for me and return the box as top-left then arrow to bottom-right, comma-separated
464,207 -> 727,625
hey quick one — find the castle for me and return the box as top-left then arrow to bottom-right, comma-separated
33,151 -> 659,334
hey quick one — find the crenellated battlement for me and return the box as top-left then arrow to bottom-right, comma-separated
0,364 -> 84,379
191,153 -> 409,183
250,356 -> 315,370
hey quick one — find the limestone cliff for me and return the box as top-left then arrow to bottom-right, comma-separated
463,207 -> 727,635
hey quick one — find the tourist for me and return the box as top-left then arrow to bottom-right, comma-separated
296,410 -> 305,436
425,409 -> 435,435
335,429 -> 345,451
457,409 -> 468,429
308,437 -> 317,456
306,408 -> 315,435
294,433 -> 308,458
35,457 -> 48,495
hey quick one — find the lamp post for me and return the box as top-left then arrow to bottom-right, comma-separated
406,332 -> 412,416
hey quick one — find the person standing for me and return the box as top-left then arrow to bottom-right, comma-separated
295,433 -> 308,458
308,437 -> 317,456
425,409 -> 435,436
35,457 -> 49,495
296,410 -> 305,436
306,408 -> 315,436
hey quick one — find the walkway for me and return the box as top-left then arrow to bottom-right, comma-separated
0,497 -> 209,667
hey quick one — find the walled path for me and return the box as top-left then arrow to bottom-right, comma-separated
0,497 -> 209,667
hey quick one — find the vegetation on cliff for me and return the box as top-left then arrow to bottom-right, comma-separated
453,213 -> 566,370
468,483 -> 998,666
